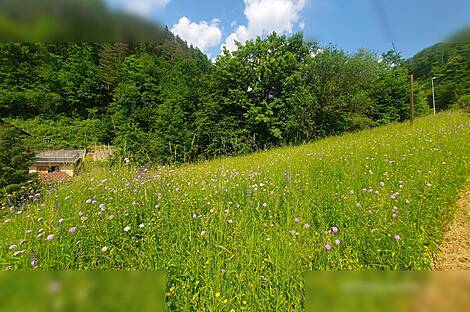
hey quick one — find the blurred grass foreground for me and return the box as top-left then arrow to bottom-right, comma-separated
0,271 -> 165,311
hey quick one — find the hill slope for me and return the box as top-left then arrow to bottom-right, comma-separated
1,112 -> 470,310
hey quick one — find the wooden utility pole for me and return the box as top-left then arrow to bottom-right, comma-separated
410,74 -> 415,125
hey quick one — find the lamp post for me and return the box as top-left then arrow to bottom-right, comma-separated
432,76 -> 437,115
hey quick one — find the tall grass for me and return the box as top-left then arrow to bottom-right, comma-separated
1,112 -> 470,310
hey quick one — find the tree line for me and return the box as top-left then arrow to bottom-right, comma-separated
1,32 -> 439,165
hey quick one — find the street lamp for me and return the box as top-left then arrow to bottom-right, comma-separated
432,76 -> 437,115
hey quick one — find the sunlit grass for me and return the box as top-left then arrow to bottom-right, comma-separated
1,112 -> 470,310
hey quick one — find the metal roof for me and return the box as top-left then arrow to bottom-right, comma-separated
33,150 -> 86,165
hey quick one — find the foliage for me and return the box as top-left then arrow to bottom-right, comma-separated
407,42 -> 470,110
0,32 -> 438,165
0,126 -> 35,197
7,117 -> 112,150
0,112 -> 469,310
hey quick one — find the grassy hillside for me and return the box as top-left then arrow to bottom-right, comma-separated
1,111 -> 470,310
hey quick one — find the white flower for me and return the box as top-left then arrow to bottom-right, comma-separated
124,226 -> 131,232
101,246 -> 108,252
139,223 -> 145,228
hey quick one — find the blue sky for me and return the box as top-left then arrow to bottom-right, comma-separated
105,0 -> 470,59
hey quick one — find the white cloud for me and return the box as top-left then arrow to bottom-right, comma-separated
245,0 -> 305,35
222,0 -> 306,52
222,25 -> 251,52
171,17 -> 223,53
110,0 -> 170,17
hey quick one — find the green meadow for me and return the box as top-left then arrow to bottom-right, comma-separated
2,112 -> 470,310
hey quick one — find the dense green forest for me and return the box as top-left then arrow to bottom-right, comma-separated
1,32 -> 438,165
407,39 -> 470,110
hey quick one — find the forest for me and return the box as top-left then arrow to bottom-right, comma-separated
0,34 -> 444,163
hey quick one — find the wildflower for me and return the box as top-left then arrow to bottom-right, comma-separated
47,234 -> 55,241
99,204 -> 106,210
227,219 -> 233,224
201,230 -> 207,237
324,243 -> 332,251
379,182 -> 385,187
101,246 -> 108,252
58,218 -> 64,225
139,223 -> 145,228
393,206 -> 398,212
192,213 -> 197,219
303,224 -> 310,229
334,239 -> 341,245
331,226 -> 339,233
107,215 -> 114,221
81,216 -> 88,222
85,199 -> 92,204
79,211 -> 84,216
124,226 -> 131,232
262,203 -> 267,207
68,227 -> 77,233
426,183 -> 433,187
221,268 -> 226,274
392,213 -> 398,218
13,250 -> 25,256
8,244 -> 17,250
294,218 -> 300,224
289,230 -> 298,236
394,235 -> 401,241
31,258 -> 38,268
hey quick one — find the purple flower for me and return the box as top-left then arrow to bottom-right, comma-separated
394,235 -> 401,241
334,239 -> 341,245
324,243 -> 332,251
68,227 -> 77,233
31,258 -> 38,268
392,213 -> 398,218
200,230 -> 207,237
47,234 -> 55,241
379,182 -> 385,187
294,218 -> 300,224
192,213 -> 197,219
289,230 -> 297,236
107,215 -> 114,221
331,226 -> 338,233
303,223 -> 310,229
221,268 -> 226,274
8,244 -> 17,250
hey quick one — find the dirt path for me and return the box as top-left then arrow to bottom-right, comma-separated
434,183 -> 470,270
